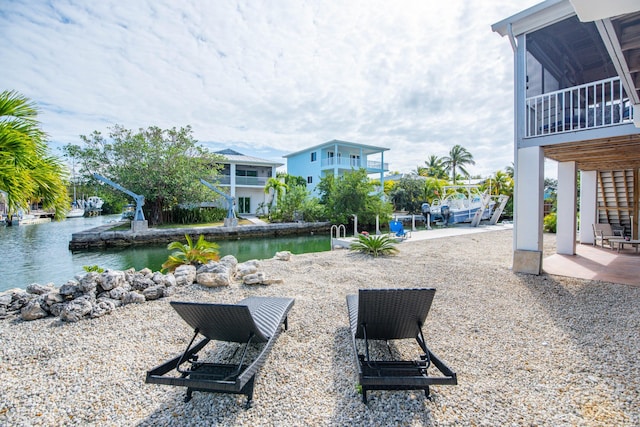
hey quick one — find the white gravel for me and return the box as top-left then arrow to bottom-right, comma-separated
1,229 -> 638,426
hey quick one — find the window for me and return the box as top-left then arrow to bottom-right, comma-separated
310,152 -> 317,162
307,176 -> 313,184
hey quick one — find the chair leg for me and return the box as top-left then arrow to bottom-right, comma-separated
362,389 -> 368,404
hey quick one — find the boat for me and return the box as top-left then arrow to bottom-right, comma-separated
66,203 -> 85,218
74,196 -> 104,216
429,185 -> 496,225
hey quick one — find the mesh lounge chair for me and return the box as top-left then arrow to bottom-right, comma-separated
592,223 -> 623,248
389,220 -> 410,239
346,288 -> 457,403
146,296 -> 294,407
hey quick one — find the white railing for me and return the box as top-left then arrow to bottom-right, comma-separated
321,157 -> 389,170
525,77 -> 634,137
215,176 -> 268,186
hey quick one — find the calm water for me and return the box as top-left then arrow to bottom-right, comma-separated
0,216 -> 330,292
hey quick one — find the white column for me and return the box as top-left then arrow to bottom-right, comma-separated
514,146 -> 544,251
579,170 -> 597,244
557,162 -> 577,254
230,163 -> 237,198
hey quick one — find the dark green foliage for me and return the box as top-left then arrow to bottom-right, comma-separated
389,177 -> 425,213
317,169 -> 393,229
349,233 -> 399,257
166,206 -> 227,224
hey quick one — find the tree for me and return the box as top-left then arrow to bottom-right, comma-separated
389,177 -> 425,213
64,125 -> 223,225
441,145 -> 475,183
0,90 -> 69,220
318,168 -> 392,228
264,177 -> 288,209
418,155 -> 448,179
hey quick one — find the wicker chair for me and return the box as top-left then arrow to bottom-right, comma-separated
146,297 -> 294,407
346,288 -> 457,403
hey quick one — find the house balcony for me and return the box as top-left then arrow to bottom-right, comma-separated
320,157 -> 389,172
525,77 -> 634,138
216,175 -> 268,187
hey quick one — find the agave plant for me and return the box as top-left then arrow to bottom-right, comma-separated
161,234 -> 220,272
349,233 -> 399,257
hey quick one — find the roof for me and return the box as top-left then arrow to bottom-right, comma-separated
283,139 -> 389,158
214,149 -> 284,167
491,0 -> 574,37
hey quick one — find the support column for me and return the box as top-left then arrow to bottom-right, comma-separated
557,162 -> 577,254
230,163 -> 237,198
579,170 -> 597,244
512,146 -> 544,274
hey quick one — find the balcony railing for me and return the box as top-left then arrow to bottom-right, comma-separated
215,176 -> 268,186
320,157 -> 389,171
525,77 -> 634,138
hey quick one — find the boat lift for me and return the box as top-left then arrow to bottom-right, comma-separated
93,173 -> 148,232
199,178 -> 238,227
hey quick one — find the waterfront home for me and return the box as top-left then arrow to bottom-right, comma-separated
284,140 -> 389,194
492,0 -> 640,273
213,149 -> 283,215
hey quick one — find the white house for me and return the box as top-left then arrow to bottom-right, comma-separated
213,149 -> 283,215
284,140 -> 389,194
492,0 -> 640,273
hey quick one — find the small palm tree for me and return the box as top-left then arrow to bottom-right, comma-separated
264,177 -> 288,209
441,145 -> 475,184
420,155 -> 448,179
161,234 -> 220,272
350,234 -> 399,257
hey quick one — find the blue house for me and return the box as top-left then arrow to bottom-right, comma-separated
284,140 -> 389,194
492,0 -> 640,273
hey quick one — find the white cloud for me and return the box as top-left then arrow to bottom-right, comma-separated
0,0 -> 540,177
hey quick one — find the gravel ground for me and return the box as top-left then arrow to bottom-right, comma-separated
1,229 -> 638,426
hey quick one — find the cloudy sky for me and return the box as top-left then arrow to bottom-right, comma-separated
1,0 -> 544,178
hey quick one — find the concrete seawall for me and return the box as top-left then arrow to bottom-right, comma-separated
69,221 -> 333,250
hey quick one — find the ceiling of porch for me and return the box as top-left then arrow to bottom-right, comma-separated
543,133 -> 640,170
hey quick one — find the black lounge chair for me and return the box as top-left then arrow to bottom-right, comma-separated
146,296 -> 294,407
346,288 -> 457,403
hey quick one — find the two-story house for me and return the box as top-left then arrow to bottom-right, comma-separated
492,0 -> 640,273
213,149 -> 283,215
284,140 -> 389,194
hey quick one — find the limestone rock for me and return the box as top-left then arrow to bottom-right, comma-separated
21,299 -> 49,320
174,264 -> 196,286
142,285 -> 164,300
90,299 -> 116,318
60,299 -> 93,322
100,270 -> 126,291
59,280 -> 82,299
26,283 -> 55,295
274,251 -> 292,261
219,255 -> 238,275
43,291 -> 64,307
237,261 -> 259,278
79,272 -> 99,293
242,272 -> 266,285
121,291 -> 145,305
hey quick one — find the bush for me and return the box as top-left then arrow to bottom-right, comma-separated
161,234 -> 220,272
167,206 -> 227,224
543,212 -> 557,233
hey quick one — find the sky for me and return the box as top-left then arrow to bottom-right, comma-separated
0,0 -> 547,178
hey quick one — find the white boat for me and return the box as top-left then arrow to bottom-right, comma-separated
66,204 -> 85,218
430,185 -> 496,225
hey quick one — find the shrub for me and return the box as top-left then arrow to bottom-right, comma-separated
161,234 -> 220,272
543,212 -> 557,233
83,265 -> 104,273
349,233 -> 399,257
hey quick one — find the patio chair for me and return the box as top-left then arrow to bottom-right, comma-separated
346,288 -> 457,403
592,223 -> 623,248
389,220 -> 410,239
146,296 -> 294,407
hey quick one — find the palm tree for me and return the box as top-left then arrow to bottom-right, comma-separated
505,163 -> 514,178
0,90 -> 69,220
420,155 -> 448,179
441,145 -> 475,184
264,177 -> 288,208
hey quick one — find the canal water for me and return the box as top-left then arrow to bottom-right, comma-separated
0,216 -> 330,293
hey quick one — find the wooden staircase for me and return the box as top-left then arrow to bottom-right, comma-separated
597,170 -> 638,236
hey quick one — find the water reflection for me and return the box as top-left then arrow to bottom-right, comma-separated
0,216 -> 330,292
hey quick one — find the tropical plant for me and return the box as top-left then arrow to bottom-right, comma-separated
349,233 -> 399,257
161,234 -> 220,272
441,145 -> 475,183
0,90 -> 69,219
264,177 -> 288,209
389,177 -> 425,213
82,265 -> 104,273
